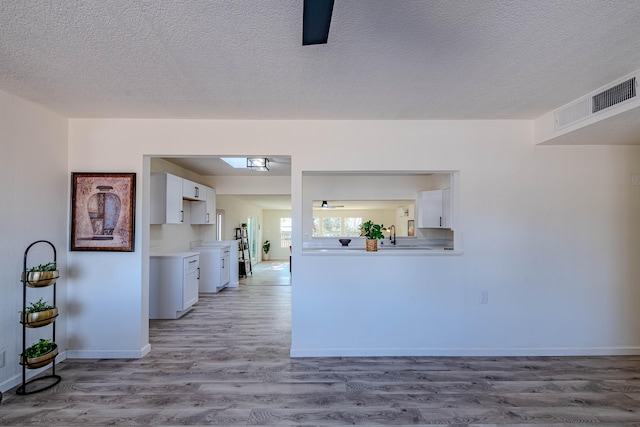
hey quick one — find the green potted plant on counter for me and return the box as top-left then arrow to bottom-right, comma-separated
262,240 -> 271,260
360,220 -> 384,252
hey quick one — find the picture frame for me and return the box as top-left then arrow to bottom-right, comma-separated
71,173 -> 136,252
407,220 -> 415,237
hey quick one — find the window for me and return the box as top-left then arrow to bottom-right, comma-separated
312,216 -> 362,237
280,217 -> 292,248
343,217 -> 363,237
322,217 -> 341,237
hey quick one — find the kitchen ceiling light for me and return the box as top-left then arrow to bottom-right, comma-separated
247,158 -> 269,171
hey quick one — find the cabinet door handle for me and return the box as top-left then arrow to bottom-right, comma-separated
197,267 -> 200,279
222,258 -> 225,268
195,187 -> 199,198
180,210 -> 184,222
439,216 -> 442,227
206,213 -> 210,223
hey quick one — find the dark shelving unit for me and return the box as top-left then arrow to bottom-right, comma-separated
237,226 -> 252,278
16,240 -> 62,395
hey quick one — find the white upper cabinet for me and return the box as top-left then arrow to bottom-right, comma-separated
417,188 -> 452,229
442,187 -> 452,229
191,187 -> 216,225
182,179 -> 206,201
151,173 -> 184,224
151,173 -> 216,225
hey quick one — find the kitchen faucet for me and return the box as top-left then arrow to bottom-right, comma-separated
389,225 -> 396,245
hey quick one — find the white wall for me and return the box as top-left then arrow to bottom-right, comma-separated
215,195 -> 264,252
0,90 -> 68,391
210,175 -> 290,196
263,210 -> 293,260
65,119 -> 640,359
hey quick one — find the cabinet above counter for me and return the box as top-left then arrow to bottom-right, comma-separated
417,188 -> 452,229
150,172 -> 216,225
182,178 -> 206,201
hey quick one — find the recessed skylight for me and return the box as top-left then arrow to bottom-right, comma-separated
220,157 -> 247,168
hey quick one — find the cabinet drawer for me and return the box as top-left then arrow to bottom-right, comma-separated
184,256 -> 199,271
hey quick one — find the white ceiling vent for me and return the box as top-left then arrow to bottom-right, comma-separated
555,72 -> 639,130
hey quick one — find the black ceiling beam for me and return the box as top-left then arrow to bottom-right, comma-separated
303,0 -> 335,45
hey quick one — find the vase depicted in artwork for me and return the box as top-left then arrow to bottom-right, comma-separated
87,185 -> 121,240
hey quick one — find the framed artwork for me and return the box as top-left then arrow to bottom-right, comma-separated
71,173 -> 136,252
407,220 -> 415,237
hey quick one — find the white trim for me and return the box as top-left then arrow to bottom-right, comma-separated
66,344 -> 150,359
290,346 -> 640,358
0,351 -> 67,393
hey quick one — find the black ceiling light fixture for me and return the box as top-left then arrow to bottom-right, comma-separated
247,158 -> 269,171
319,200 -> 344,208
303,0 -> 335,45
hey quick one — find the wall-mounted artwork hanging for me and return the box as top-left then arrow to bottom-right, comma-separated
71,173 -> 136,252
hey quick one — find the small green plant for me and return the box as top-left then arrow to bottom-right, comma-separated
25,298 -> 55,314
24,339 -> 55,359
28,262 -> 57,272
262,240 -> 271,254
360,220 -> 385,240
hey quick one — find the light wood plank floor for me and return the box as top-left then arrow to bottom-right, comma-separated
2,261 -> 640,425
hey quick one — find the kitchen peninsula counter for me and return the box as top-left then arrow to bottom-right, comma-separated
301,239 -> 462,256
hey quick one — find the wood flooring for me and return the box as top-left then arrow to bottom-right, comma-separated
2,261 -> 640,425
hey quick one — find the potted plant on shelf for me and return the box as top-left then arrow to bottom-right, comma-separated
20,297 -> 58,328
22,262 -> 59,287
262,240 -> 271,261
20,338 -> 58,369
360,220 -> 385,252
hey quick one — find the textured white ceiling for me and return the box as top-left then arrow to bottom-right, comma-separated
2,0 -> 640,120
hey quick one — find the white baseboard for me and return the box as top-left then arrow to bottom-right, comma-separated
290,346 -> 640,358
0,351 -> 67,393
66,344 -> 151,359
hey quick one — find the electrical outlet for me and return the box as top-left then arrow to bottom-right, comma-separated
0,350 -> 5,368
632,174 -> 640,186
480,290 -> 489,304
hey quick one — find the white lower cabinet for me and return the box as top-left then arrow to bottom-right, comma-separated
193,244 -> 230,292
149,252 -> 199,319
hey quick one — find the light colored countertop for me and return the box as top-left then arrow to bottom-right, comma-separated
301,247 -> 461,256
150,251 -> 200,258
301,238 -> 461,256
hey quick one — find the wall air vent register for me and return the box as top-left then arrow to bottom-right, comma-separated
554,74 -> 638,130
